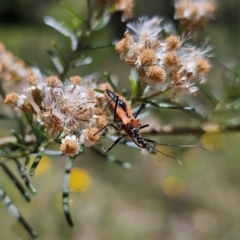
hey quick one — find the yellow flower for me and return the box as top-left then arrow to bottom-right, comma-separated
69,168 -> 92,192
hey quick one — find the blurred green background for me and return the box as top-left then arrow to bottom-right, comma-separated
1,0 -> 240,240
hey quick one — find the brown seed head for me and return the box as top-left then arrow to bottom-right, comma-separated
139,49 -> 156,66
115,33 -> 133,53
146,66 -> 166,83
115,0 -> 134,21
98,83 -> 113,91
196,58 -> 211,73
163,51 -> 179,67
87,127 -> 101,143
45,76 -> 61,87
27,75 -> 40,86
60,136 -> 79,156
5,92 -> 19,105
69,76 -> 82,85
166,36 -> 181,51
95,115 -> 109,129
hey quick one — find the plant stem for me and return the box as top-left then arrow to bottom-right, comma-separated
86,0 -> 92,31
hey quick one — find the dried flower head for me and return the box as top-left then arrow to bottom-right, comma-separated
5,73 -> 109,148
174,0 -> 217,30
36,77 -> 108,141
5,92 -> 36,113
98,83 -> 113,92
26,75 -> 40,86
5,92 -> 27,107
127,17 -> 163,44
79,127 -> 101,148
115,17 -> 212,98
114,0 -> 134,22
98,0 -> 134,22
60,135 -> 80,157
145,66 -> 166,86
45,76 -> 61,88
0,42 -> 32,84
166,36 -> 181,51
69,76 -> 82,85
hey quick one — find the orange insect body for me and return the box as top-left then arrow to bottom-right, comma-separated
97,89 -> 151,152
104,89 -> 141,138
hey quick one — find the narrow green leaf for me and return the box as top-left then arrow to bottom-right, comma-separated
32,125 -> 48,141
51,41 -> 66,63
226,98 -> 240,110
92,15 -> 111,31
129,77 -> 137,99
62,157 -> 75,227
103,72 -> 118,92
0,114 -> 11,119
8,142 -> 32,151
13,159 -> 37,194
61,2 -> 84,20
81,42 -> 114,51
43,150 -> 62,156
144,100 -> 195,111
46,49 -> 64,74
0,163 -> 30,202
11,130 -> 23,144
200,85 -> 219,106
106,155 -> 132,169
0,188 -> 39,240
72,56 -> 93,68
91,147 -> 131,169
17,115 -> 26,142
29,152 -> 43,176
24,112 -> 33,125
93,89 -> 104,94
24,156 -> 30,168
44,16 -> 78,50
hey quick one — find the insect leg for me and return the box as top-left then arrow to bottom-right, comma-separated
134,103 -> 145,118
93,123 -> 120,136
100,134 -> 126,153
142,138 -> 157,151
103,95 -> 117,111
139,124 -> 149,130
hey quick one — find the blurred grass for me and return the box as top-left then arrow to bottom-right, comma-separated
1,0 -> 240,240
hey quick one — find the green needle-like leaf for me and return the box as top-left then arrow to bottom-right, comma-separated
62,157 -> 75,227
46,49 -> 64,74
0,187 -> 39,240
0,163 -> 30,202
44,16 -> 78,51
103,72 -> 118,92
92,15 -> 111,31
29,152 -> 43,176
72,56 -> 93,68
129,76 -> 137,99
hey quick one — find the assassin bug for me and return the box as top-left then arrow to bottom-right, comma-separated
94,89 -> 199,158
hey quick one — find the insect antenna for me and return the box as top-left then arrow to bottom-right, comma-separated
145,143 -> 183,166
154,142 -> 206,150
144,138 -> 205,165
